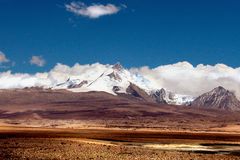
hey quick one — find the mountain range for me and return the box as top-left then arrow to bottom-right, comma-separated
51,63 -> 240,111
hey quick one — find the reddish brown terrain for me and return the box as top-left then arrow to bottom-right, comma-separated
0,88 -> 240,159
0,88 -> 240,129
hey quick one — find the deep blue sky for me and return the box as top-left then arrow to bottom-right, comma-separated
1,0 -> 240,73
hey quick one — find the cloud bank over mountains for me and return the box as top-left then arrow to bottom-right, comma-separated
0,62 -> 240,98
131,62 -> 240,97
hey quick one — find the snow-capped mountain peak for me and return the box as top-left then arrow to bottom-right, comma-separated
112,62 -> 124,71
54,63 -> 128,94
151,88 -> 194,105
53,63 -> 194,105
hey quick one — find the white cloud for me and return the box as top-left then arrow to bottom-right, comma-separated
0,63 -> 109,89
1,62 -> 240,99
131,62 -> 240,98
65,1 -> 122,18
0,71 -> 50,89
30,56 -> 46,67
0,51 -> 9,63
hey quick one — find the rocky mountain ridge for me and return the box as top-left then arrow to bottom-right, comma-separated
53,63 -> 240,111
54,63 -> 194,105
192,86 -> 240,111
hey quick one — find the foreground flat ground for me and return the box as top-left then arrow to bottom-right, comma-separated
0,127 -> 240,160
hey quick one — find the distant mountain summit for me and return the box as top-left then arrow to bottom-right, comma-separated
54,63 -> 153,95
9,62 -> 240,111
151,88 -> 168,104
192,86 -> 240,111
112,62 -> 124,71
53,63 -> 194,105
151,88 -> 194,105
52,64 -> 240,111
106,63 -> 123,82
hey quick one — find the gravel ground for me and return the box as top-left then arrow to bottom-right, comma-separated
0,138 -> 239,160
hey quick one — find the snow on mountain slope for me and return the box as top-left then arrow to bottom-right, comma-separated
53,63 -> 194,105
54,78 -> 88,89
54,63 -> 153,95
151,88 -> 194,105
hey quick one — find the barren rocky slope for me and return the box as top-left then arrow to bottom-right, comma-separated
192,86 -> 240,111
0,88 -> 239,130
